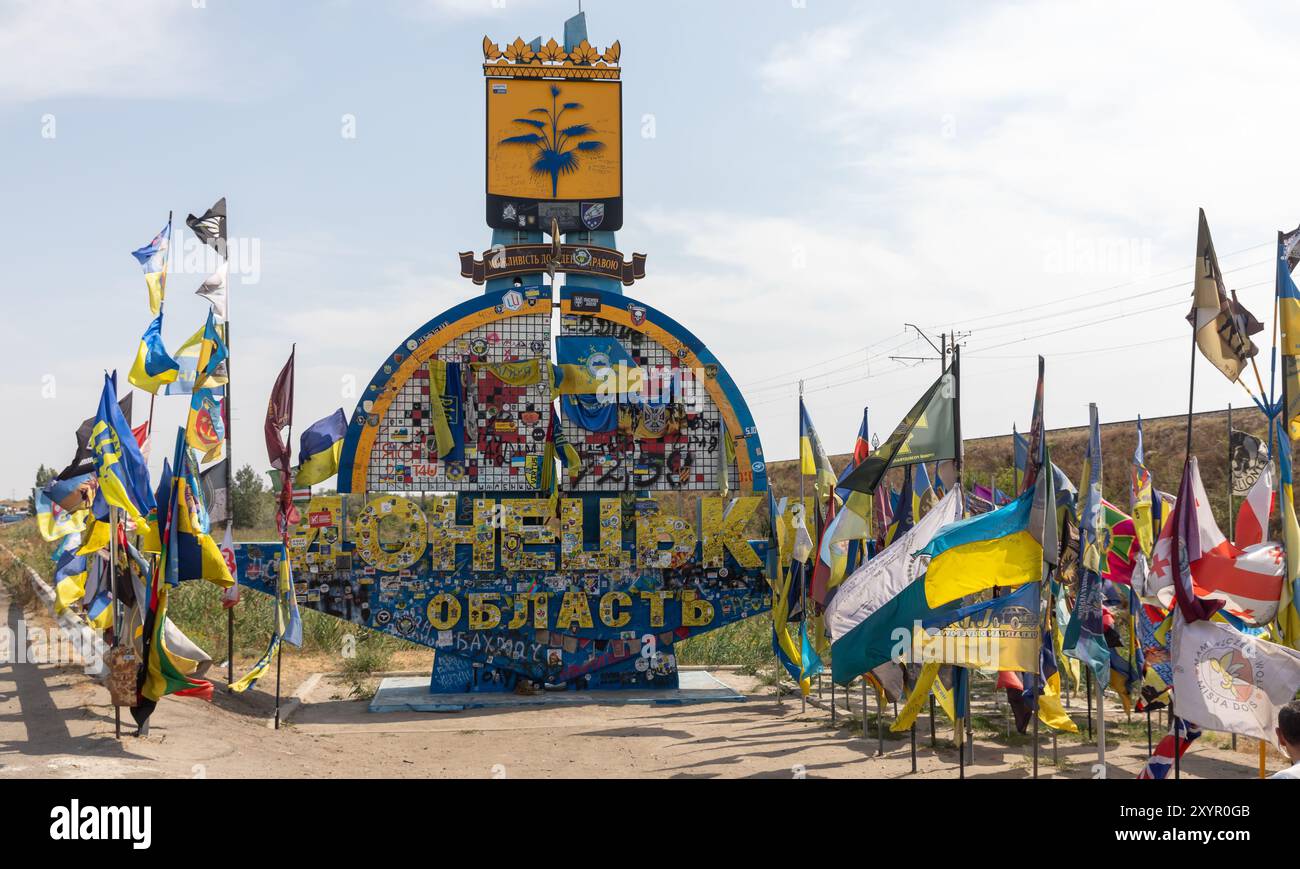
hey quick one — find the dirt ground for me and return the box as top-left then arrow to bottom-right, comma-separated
0,581 -> 1286,780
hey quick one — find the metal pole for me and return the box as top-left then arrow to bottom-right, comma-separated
831,680 -> 836,726
790,379 -> 800,712
861,679 -> 867,739
1096,662 -> 1107,777
929,694 -> 936,747
877,687 -> 885,757
225,308 -> 236,688
1085,669 -> 1093,740
110,506 -> 120,740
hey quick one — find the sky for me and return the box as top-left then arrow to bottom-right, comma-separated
2,0 -> 1298,499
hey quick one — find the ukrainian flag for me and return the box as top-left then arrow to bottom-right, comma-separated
131,220 -> 171,316
186,312 -> 229,461
295,409 -> 348,487
91,373 -> 155,524
799,399 -> 838,506
128,313 -> 180,394
916,481 -> 1047,609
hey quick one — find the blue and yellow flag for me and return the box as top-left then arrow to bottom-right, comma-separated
916,477 -> 1050,609
295,409 -> 348,487
1275,419 -> 1300,651
1131,416 -> 1154,558
128,313 -> 180,394
131,220 -> 171,315
160,430 -> 233,589
33,486 -> 87,542
799,399 -> 838,507
186,311 -> 228,462
53,551 -> 89,614
1063,404 -> 1110,679
555,336 -> 642,396
91,373 -> 155,524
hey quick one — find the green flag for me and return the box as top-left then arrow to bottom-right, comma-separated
839,369 -> 955,495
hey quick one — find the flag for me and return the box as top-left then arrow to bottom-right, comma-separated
826,409 -> 874,552
219,524 -> 239,609
555,336 -> 642,396
131,219 -> 170,315
799,399 -> 838,507
839,369 -> 956,495
1280,229 -> 1300,357
1188,209 -> 1259,383
295,409 -> 348,487
799,619 -> 824,682
915,476 -> 1054,610
1132,416 -> 1154,558
164,475 -> 235,589
231,543 -> 302,693
53,551 -> 89,614
767,494 -> 810,695
836,408 -> 872,494
266,349 -> 296,531
1137,719 -> 1202,780
884,466 -> 915,546
34,487 -> 86,542
127,313 -> 180,394
1020,356 -> 1046,494
827,488 -> 965,683
57,394 -> 132,481
185,311 -> 229,462
186,197 -> 227,258
1234,459 -> 1274,548
1146,457 -> 1282,626
1275,423 -> 1300,650
1064,404 -> 1111,679
428,361 -> 466,462
1099,500 -> 1140,584
164,325 -> 216,396
201,460 -> 229,527
1171,612 -> 1300,747
913,582 -> 1042,672
90,373 -> 155,524
195,260 -> 228,320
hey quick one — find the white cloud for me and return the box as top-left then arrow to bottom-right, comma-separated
0,0 -> 208,102
744,0 -> 1296,455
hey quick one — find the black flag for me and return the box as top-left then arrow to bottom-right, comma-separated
186,197 -> 227,258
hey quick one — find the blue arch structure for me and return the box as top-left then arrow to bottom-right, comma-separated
233,284 -> 773,696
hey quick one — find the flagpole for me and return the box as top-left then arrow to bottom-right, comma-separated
798,380 -> 807,716
275,345 -> 296,731
225,284 -> 235,689
144,212 -> 173,443
110,506 -> 121,740
951,338 -> 974,773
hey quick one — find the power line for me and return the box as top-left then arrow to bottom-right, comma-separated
927,241 -> 1273,332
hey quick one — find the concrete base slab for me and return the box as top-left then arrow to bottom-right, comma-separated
368,669 -> 745,713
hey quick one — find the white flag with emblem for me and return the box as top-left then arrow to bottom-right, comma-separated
1172,613 -> 1300,748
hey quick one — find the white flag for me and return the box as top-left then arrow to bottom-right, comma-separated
195,261 -> 228,320
790,501 -> 814,564
1172,613 -> 1300,748
826,488 -> 963,644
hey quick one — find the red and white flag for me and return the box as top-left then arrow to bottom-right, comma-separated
1146,458 -> 1283,626
1234,461 -> 1275,548
220,524 -> 240,609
